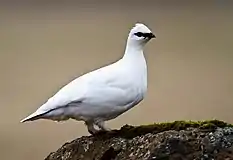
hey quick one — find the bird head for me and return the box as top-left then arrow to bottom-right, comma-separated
127,23 -> 156,47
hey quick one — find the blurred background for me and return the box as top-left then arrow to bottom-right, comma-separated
0,0 -> 233,159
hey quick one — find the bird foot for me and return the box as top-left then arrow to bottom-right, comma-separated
86,121 -> 112,135
88,127 -> 111,135
85,121 -> 100,135
96,121 -> 112,131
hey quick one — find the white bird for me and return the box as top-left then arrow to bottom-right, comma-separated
20,23 -> 156,134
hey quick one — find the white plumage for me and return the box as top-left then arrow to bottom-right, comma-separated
20,23 -> 156,134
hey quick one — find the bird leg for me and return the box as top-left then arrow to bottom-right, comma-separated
96,121 -> 111,132
85,121 -> 100,135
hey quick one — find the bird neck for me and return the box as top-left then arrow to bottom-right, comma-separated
121,39 -> 147,81
122,39 -> 145,60
121,39 -> 148,99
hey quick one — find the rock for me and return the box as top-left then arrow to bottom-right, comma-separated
45,120 -> 233,160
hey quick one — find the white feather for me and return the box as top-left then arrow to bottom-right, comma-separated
20,23 -> 155,130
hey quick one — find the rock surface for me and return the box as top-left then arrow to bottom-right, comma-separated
45,120 -> 233,160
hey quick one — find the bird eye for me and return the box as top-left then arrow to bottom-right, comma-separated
134,32 -> 144,37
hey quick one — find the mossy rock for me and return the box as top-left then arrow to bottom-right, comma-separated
45,119 -> 233,160
95,119 -> 233,139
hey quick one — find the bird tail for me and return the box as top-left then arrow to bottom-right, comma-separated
20,110 -> 46,123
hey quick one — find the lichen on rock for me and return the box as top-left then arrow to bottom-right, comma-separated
45,120 -> 233,160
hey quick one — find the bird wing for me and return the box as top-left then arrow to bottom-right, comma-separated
33,61 -> 140,115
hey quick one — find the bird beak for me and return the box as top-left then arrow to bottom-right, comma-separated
144,33 -> 156,39
149,33 -> 156,39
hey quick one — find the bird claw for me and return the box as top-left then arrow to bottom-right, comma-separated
88,129 -> 99,135
86,121 -> 111,135
88,128 -> 111,135
96,121 -> 111,132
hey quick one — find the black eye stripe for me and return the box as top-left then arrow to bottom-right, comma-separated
134,32 -> 144,37
134,32 -> 156,39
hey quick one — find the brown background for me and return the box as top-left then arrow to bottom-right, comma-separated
0,1 -> 233,160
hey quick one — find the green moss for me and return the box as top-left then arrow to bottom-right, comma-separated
97,120 -> 233,139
